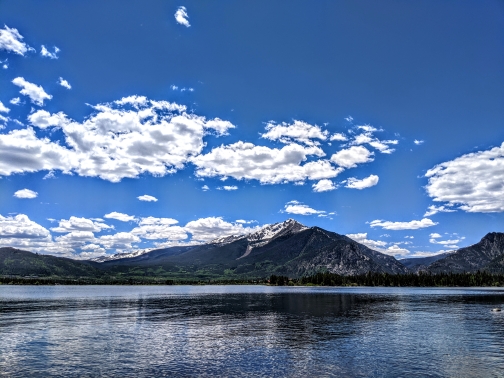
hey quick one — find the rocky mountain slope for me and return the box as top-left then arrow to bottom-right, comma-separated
101,219 -> 409,278
427,232 -> 504,273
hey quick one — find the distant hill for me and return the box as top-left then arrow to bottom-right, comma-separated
0,247 -> 101,278
399,253 -> 453,273
427,232 -> 504,273
100,219 -> 409,278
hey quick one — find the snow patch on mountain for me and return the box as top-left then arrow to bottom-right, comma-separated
91,248 -> 154,262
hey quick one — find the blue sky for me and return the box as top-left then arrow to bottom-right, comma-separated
0,0 -> 503,259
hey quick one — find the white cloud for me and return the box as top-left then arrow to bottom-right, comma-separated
10,98 -> 20,105
430,233 -> 442,238
202,185 -> 209,191
369,218 -> 438,230
193,141 -> 342,184
217,185 -> 238,191
137,194 -> 158,202
330,145 -> 374,168
283,200 -> 325,215
345,174 -> 379,190
312,179 -> 337,192
131,217 -> 186,241
346,233 -> 388,249
261,120 -> 328,146
51,216 -> 113,233
13,189 -> 38,199
383,244 -> 410,257
330,133 -> 347,141
28,110 -> 69,129
184,217 -> 260,242
104,212 -> 137,222
235,219 -> 257,224
174,6 -> 191,27
58,77 -> 71,89
0,214 -> 50,239
40,45 -> 59,59
171,85 -> 179,90
423,205 -> 456,217
346,232 -> 410,256
0,101 -> 9,113
414,139 -> 424,145
12,77 -> 52,106
11,97 -> 234,182
97,232 -> 141,251
350,125 -> 397,154
0,127 -> 77,176
344,116 -> 353,122
0,25 -> 30,55
429,237 -> 462,247
425,142 -> 504,213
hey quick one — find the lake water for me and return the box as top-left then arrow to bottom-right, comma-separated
1,285 -> 504,377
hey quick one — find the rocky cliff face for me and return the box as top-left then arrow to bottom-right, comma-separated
428,232 -> 504,273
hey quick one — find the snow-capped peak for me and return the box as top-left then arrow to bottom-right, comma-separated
247,218 -> 308,244
91,248 -> 153,262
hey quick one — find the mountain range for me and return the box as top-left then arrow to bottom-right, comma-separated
1,219 -> 503,280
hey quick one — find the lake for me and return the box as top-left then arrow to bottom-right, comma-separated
1,285 -> 503,377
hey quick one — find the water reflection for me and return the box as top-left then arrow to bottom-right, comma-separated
1,286 -> 504,377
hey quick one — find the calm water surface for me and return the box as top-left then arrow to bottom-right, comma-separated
1,285 -> 504,377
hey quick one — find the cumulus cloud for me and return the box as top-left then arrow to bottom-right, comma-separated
424,205 -> 456,217
184,217 -> 260,242
13,188 -> 38,199
261,120 -> 328,146
10,98 -> 21,105
58,77 -> 71,89
104,212 -> 137,222
345,174 -> 379,190
12,77 -> 52,106
330,133 -> 347,142
0,25 -> 30,55
0,214 -> 51,240
312,179 -> 337,192
414,139 -> 424,145
430,233 -> 442,238
5,97 -> 234,182
201,185 -> 209,191
51,216 -> 113,233
137,194 -> 158,202
131,217 -> 186,241
0,127 -> 77,176
425,142 -> 504,213
346,233 -> 388,249
0,101 -> 9,113
175,6 -> 191,27
346,232 -> 410,256
193,141 -> 342,184
283,200 -> 325,215
369,218 -> 438,230
40,45 -> 59,59
330,145 -> 374,168
97,232 -> 141,251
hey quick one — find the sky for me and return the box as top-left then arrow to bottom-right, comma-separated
0,0 -> 503,260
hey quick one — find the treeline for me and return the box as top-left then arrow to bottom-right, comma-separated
0,276 -> 268,286
270,271 -> 504,287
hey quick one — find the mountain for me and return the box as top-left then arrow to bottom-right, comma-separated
101,219 -> 409,278
0,247 -> 101,278
92,248 -> 155,262
427,232 -> 504,273
399,252 -> 453,273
